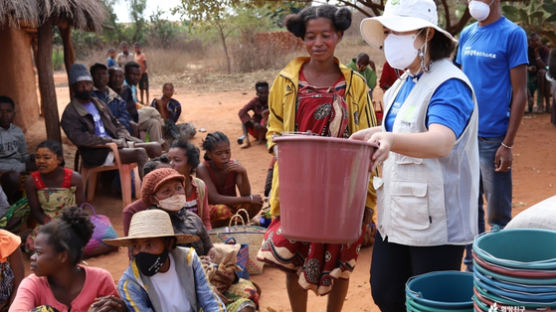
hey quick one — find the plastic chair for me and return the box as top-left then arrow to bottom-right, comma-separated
74,143 -> 141,207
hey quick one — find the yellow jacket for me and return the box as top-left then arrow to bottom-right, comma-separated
267,57 -> 378,216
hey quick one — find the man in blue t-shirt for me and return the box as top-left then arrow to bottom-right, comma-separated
456,0 -> 528,270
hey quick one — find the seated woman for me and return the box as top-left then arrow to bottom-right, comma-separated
23,140 -> 84,253
139,167 -> 213,256
105,209 -> 225,312
133,172 -> 259,311
168,139 -> 211,229
0,229 -> 24,311
196,132 -> 262,228
122,156 -> 172,236
9,206 -> 125,312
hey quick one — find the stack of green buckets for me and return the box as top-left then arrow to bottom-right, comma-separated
472,228 -> 556,311
405,271 -> 474,312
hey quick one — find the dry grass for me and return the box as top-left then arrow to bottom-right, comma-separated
75,33 -> 386,93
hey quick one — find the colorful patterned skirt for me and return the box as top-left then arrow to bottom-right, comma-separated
257,217 -> 366,296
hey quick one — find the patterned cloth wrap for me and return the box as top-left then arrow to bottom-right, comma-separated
0,262 -> 14,311
0,197 -> 30,233
202,243 -> 258,311
30,306 -> 59,312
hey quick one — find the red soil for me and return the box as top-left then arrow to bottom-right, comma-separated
23,81 -> 556,311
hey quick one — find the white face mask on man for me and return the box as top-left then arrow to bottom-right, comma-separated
384,31 -> 422,71
468,0 -> 493,22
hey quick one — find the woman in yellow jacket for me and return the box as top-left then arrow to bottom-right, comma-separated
256,5 -> 377,312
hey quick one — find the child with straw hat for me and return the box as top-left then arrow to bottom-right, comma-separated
104,209 -> 225,311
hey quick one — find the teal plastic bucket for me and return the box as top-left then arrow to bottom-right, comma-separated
474,265 -> 556,296
473,229 -> 556,270
473,287 -> 552,312
473,260 -> 556,285
474,281 -> 556,309
473,252 -> 556,278
406,296 -> 473,312
406,271 -> 474,309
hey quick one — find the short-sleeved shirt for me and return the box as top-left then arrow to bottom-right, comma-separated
107,57 -> 116,68
456,17 -> 528,137
116,52 -> 134,68
9,266 -> 118,312
385,75 -> 474,139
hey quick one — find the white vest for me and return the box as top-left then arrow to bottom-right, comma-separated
373,59 -> 479,246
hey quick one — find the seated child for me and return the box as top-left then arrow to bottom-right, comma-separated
237,81 -> 269,148
151,83 -> 196,143
196,132 -> 262,228
105,209 -> 225,311
24,140 -> 84,253
10,206 -> 125,312
0,96 -> 33,204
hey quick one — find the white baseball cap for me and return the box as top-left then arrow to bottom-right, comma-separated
360,0 -> 457,50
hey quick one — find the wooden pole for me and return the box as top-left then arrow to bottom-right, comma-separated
58,21 -> 75,77
36,20 -> 62,143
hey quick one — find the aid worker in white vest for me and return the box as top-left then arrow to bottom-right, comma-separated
350,0 -> 480,310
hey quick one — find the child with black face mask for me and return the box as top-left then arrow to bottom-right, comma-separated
104,209 -> 225,312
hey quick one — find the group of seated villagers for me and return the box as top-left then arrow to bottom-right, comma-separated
0,63 -> 266,312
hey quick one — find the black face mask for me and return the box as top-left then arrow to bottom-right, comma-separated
74,90 -> 92,101
135,251 -> 168,276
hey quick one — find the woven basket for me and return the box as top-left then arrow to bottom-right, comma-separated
208,209 -> 266,275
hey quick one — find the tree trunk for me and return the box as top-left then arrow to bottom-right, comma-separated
216,20 -> 231,74
58,21 -> 75,77
37,20 -> 62,143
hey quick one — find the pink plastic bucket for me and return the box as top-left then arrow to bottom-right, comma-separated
274,134 -> 376,243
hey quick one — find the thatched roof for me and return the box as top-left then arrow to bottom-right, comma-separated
0,0 -> 105,31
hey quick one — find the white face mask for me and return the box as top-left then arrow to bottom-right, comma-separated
469,0 -> 491,22
384,32 -> 419,70
156,194 -> 186,212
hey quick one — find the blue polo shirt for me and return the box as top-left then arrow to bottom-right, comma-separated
385,75 -> 474,139
456,17 -> 528,137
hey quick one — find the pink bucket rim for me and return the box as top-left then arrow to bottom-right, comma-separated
273,134 -> 378,149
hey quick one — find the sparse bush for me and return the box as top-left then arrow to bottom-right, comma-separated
52,47 -> 64,71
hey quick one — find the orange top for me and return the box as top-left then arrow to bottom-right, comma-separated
134,53 -> 147,73
0,229 -> 21,262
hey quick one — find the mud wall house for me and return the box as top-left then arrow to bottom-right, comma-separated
0,0 -> 104,142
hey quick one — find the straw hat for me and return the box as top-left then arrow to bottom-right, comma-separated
141,168 -> 185,205
103,209 -> 199,247
360,0 -> 457,50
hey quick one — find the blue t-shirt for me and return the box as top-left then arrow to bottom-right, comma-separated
455,17 -> 528,137
107,57 -> 116,68
385,76 -> 474,139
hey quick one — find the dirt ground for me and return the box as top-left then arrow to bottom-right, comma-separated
22,75 -> 556,312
